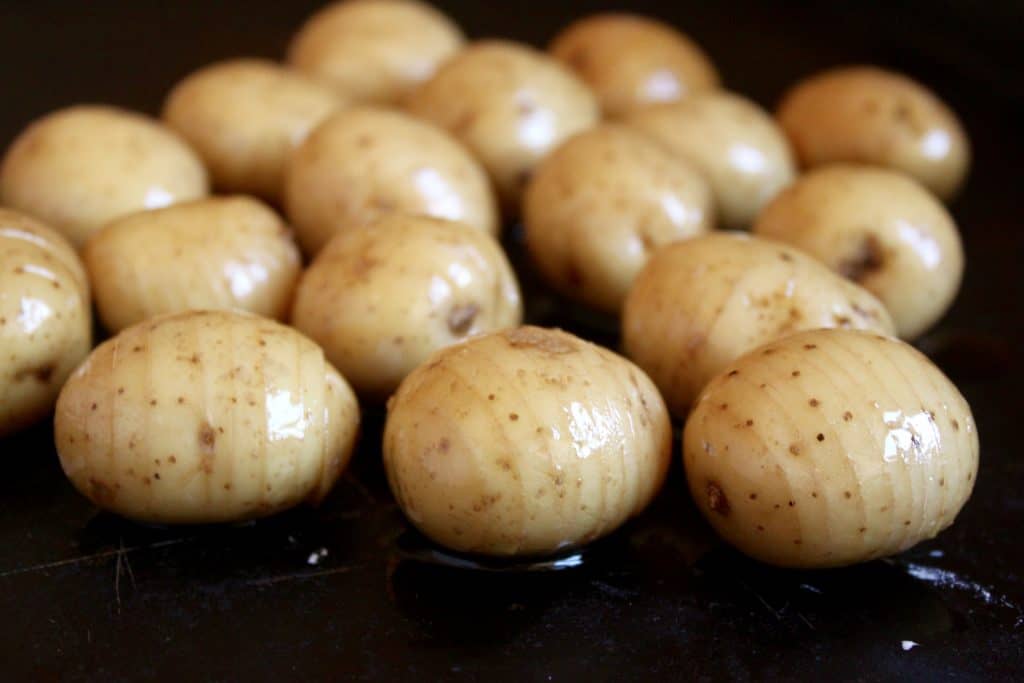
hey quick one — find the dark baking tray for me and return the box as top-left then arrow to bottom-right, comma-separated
1,1 -> 1022,680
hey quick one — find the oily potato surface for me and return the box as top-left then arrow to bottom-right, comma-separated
684,328 -> 978,568
384,326 -> 672,556
55,310 -> 359,524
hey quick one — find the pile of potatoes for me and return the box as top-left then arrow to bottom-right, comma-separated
0,0 -> 979,570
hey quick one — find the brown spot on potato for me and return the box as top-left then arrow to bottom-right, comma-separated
487,394 -> 495,401
439,437 -> 450,453
844,491 -> 852,499
14,363 -> 56,383
706,481 -> 730,516
804,344 -> 817,350
951,419 -> 960,431
504,327 -> 576,354
198,421 -> 216,460
789,444 -> 800,455
447,303 -> 479,335
727,370 -> 739,377
816,433 -> 825,442
749,493 -> 758,500
88,478 -> 116,504
809,398 -> 820,407
508,413 -> 519,421
839,234 -> 884,282
745,419 -> 754,427
791,370 -> 800,377
843,411 -> 853,421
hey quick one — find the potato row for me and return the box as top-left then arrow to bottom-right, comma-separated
0,1 -> 978,570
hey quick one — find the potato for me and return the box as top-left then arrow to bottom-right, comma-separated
287,0 -> 464,104
549,12 -> 719,118
0,105 -> 209,248
405,40 -> 600,212
0,209 -> 91,437
753,165 -> 963,340
162,58 -> 346,201
683,328 -> 978,568
383,326 -> 671,556
83,196 -> 301,333
523,124 -> 713,313
55,310 -> 359,524
284,106 -> 498,256
292,214 -> 521,402
622,233 -> 895,417
626,92 -> 796,229
777,66 -> 970,201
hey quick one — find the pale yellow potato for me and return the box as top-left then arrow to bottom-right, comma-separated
55,310 -> 359,524
754,165 -> 963,340
626,92 -> 796,229
0,105 -> 209,248
549,12 -> 719,118
406,40 -> 600,212
384,326 -> 672,556
292,214 -> 521,402
523,124 -> 713,313
163,58 -> 346,201
83,196 -> 301,333
284,106 -> 498,256
777,66 -> 970,201
683,328 -> 978,568
0,209 -> 91,437
288,0 -> 464,104
622,233 -> 895,417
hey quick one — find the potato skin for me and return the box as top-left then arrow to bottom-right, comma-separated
291,214 -> 522,402
163,58 -> 345,201
0,209 -> 91,437
384,326 -> 672,556
683,328 -> 979,568
523,124 -> 713,313
777,66 -> 969,201
753,164 -> 963,340
284,106 -> 498,256
287,0 -> 464,104
0,105 -> 209,248
83,196 -> 301,333
626,92 -> 796,229
622,233 -> 895,417
406,40 -> 600,212
550,12 -> 719,118
55,310 -> 359,524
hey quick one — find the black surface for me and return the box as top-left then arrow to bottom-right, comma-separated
1,1 -> 1023,680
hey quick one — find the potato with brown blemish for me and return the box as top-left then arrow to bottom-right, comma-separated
0,105 -> 209,248
384,326 -> 671,556
405,40 -> 600,212
162,58 -> 346,201
0,209 -> 91,437
284,106 -> 498,256
55,310 -> 359,524
291,214 -> 521,402
683,328 -> 979,568
753,164 -> 963,340
622,233 -> 895,417
83,196 -> 301,333
625,91 -> 796,230
287,0 -> 464,105
777,66 -> 970,201
523,124 -> 713,313
549,13 -> 719,118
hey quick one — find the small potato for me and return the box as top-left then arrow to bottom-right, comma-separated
777,66 -> 970,200
292,214 -> 521,402
406,40 -> 600,211
0,209 -> 91,436
549,12 -> 719,118
83,196 -> 301,333
288,0 -> 464,104
55,310 -> 359,524
384,326 -> 671,556
284,106 -> 498,255
683,328 -> 979,568
523,124 -> 713,313
753,165 -> 963,340
626,92 -> 796,229
163,58 -> 346,201
622,233 -> 894,417
0,105 -> 209,248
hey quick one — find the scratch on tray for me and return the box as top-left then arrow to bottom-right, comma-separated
0,537 -> 194,579
246,564 -> 363,587
736,578 -> 781,621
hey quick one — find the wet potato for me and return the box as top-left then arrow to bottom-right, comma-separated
83,196 -> 301,333
622,233 -> 895,417
683,328 -> 978,568
523,123 -> 713,313
754,164 -> 964,340
55,310 -> 360,524
383,326 -> 672,556
291,214 -> 522,402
